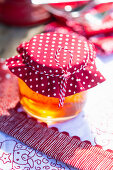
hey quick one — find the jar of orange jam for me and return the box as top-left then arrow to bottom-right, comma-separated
18,78 -> 86,123
6,32 -> 105,124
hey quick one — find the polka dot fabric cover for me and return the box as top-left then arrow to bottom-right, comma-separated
6,32 -> 105,98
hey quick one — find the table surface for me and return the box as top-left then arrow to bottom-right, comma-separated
1,23 -> 113,170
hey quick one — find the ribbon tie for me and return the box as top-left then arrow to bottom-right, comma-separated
55,47 -> 73,107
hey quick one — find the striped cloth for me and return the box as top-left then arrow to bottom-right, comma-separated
0,107 -> 113,170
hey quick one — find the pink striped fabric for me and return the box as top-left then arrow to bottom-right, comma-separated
0,59 -> 113,169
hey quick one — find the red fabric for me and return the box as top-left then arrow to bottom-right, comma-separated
44,21 -> 86,41
0,1 -> 51,26
69,3 -> 113,37
49,1 -> 89,10
6,33 -> 105,99
44,22 -> 113,56
0,59 -> 113,170
90,35 -> 113,55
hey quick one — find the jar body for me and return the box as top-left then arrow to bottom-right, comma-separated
18,79 -> 86,124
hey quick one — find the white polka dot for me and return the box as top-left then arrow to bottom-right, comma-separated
78,43 -> 81,46
66,38 -> 69,41
66,35 -> 69,37
19,74 -> 22,77
94,74 -> 97,77
18,68 -> 21,71
90,66 -> 93,69
71,43 -> 74,45
60,34 -> 63,37
12,69 -> 15,72
40,36 -> 43,39
30,85 -> 32,88
86,76 -> 88,79
53,37 -> 56,40
36,78 -> 38,81
41,84 -> 44,86
91,79 -> 94,82
5,73 -> 11,79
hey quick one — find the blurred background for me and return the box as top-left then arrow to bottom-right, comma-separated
0,0 -> 113,60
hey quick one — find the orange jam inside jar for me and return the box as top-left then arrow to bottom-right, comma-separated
18,78 -> 86,124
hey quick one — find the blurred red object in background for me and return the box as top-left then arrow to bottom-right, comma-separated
0,0 -> 51,26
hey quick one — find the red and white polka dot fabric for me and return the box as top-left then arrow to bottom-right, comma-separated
6,32 -> 105,103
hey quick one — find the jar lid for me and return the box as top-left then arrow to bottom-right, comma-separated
6,32 -> 105,106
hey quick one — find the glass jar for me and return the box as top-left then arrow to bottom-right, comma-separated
6,32 -> 105,125
18,78 -> 86,124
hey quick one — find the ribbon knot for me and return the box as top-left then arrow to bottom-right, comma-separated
55,47 -> 73,107
63,72 -> 70,78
